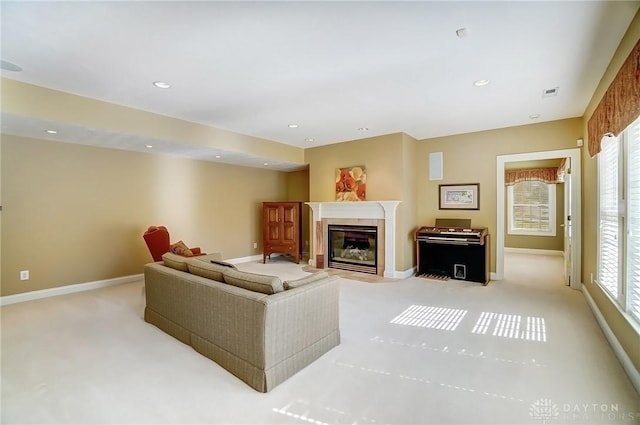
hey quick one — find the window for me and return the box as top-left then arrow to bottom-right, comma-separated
508,180 -> 556,236
597,115 -> 640,323
626,120 -> 640,322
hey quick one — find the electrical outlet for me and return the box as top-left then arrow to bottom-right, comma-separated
253,242 -> 258,249
20,270 -> 29,281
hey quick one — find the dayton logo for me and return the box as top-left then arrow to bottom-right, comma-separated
530,398 -> 560,424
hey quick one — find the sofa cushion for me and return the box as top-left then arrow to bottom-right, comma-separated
162,252 -> 190,272
222,269 -> 284,294
170,240 -> 194,257
283,271 -> 330,290
188,259 -> 236,282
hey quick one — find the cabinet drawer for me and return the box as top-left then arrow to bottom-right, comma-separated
266,244 -> 296,252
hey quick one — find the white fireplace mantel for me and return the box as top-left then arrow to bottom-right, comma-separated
306,201 -> 401,278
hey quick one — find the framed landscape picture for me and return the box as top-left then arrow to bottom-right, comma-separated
439,183 -> 480,210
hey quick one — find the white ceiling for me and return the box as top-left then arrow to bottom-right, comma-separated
1,1 -> 638,170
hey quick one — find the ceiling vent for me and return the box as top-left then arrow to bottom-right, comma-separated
542,87 -> 559,98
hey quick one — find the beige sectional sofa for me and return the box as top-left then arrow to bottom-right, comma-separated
144,253 -> 340,392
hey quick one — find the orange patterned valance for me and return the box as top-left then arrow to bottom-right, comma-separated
505,167 -> 559,186
588,39 -> 640,157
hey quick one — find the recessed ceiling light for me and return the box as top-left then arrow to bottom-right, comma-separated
1,60 -> 22,72
263,162 -> 269,166
215,155 -> 221,159
145,144 -> 153,148
152,81 -> 171,89
456,28 -> 469,38
45,129 -> 57,134
358,127 -> 369,131
288,124 -> 298,128
305,138 -> 314,143
529,114 -> 541,120
474,79 -> 490,87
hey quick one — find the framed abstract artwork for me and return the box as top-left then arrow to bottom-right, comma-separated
336,166 -> 366,201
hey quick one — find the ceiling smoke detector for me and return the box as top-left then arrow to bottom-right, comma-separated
542,87 -> 559,98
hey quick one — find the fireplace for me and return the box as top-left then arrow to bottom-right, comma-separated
328,225 -> 377,274
306,201 -> 401,278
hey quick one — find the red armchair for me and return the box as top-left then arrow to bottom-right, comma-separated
143,226 -> 204,261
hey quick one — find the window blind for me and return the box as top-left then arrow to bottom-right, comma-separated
626,119 -> 640,320
508,181 -> 555,236
598,135 -> 620,298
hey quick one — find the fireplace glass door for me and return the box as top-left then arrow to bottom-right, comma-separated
328,225 -> 377,274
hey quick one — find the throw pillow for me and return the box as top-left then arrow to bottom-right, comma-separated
162,252 -> 190,272
283,271 -> 330,290
222,269 -> 284,295
170,240 -> 194,257
188,260 -> 236,282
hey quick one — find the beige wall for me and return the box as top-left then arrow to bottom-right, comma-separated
581,11 -> 640,372
1,135 -> 288,296
416,118 -> 583,273
306,133 -> 405,203
286,168 -> 311,255
1,79 -> 305,165
304,124 -> 580,274
401,134 -> 419,271
305,133 -> 413,271
504,182 -> 565,251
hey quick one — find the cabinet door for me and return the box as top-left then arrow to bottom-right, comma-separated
280,204 -> 298,244
264,204 -> 283,244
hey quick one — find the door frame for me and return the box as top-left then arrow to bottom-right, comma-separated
563,157 -> 572,286
495,148 -> 581,289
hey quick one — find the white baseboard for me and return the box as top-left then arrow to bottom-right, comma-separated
582,285 -> 640,395
226,254 -> 264,264
504,247 -> 564,256
388,267 -> 415,279
0,274 -> 143,307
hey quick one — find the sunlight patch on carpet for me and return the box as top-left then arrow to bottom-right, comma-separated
390,305 -> 467,331
472,312 -> 547,342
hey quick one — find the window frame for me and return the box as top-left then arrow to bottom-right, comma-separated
597,134 -> 621,300
596,115 -> 640,325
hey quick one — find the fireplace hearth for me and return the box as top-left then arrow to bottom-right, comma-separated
328,225 -> 377,274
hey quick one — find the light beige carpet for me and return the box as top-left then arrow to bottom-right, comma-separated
2,253 -> 639,424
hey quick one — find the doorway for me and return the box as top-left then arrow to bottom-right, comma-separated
496,148 -> 581,289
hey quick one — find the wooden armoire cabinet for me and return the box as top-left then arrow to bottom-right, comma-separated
262,201 -> 303,264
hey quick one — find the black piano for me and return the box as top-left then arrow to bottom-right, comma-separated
414,218 -> 490,285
